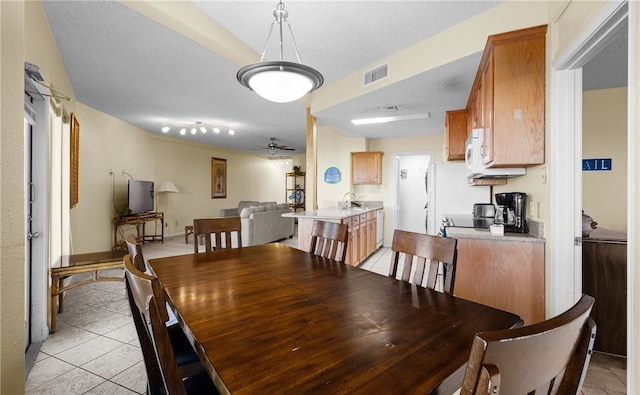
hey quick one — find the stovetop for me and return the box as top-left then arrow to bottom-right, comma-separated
444,214 -> 494,229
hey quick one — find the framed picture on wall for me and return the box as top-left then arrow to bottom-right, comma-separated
211,157 -> 227,199
70,113 -> 80,208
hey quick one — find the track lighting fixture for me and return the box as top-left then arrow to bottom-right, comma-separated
160,122 -> 235,136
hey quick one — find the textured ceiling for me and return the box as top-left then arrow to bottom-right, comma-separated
39,1 -> 627,157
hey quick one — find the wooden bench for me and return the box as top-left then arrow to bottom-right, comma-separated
50,250 -> 126,333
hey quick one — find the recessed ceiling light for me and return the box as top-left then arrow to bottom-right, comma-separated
351,113 -> 430,125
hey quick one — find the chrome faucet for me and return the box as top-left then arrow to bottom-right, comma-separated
342,192 -> 356,208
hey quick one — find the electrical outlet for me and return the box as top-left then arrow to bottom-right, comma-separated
540,166 -> 548,183
528,201 -> 540,218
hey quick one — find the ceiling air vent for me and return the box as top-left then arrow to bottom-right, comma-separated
363,63 -> 389,86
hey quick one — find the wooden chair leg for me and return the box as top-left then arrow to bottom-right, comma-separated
50,275 -> 59,334
58,277 -> 65,313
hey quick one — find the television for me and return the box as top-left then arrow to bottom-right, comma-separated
128,180 -> 154,215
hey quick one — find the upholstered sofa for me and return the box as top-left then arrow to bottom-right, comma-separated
219,201 -> 295,246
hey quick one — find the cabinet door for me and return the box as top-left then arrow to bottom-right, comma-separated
482,55 -> 494,163
349,223 -> 360,265
486,34 -> 545,167
454,238 -> 545,325
445,110 -> 468,161
358,224 -> 367,262
351,152 -> 383,184
367,219 -> 376,255
582,240 -> 627,356
472,79 -> 484,129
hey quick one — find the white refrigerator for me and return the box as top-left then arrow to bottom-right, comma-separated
426,162 -> 491,235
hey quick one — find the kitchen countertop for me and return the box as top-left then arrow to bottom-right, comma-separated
446,227 -> 545,243
583,227 -> 627,242
282,205 -> 383,220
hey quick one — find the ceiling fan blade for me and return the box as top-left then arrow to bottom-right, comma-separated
278,147 -> 296,151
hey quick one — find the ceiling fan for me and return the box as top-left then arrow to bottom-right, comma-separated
253,137 -> 296,154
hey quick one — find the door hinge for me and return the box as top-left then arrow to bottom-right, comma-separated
574,237 -> 582,246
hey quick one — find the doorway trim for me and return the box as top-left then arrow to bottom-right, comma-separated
549,0 -> 628,314
550,0 -> 635,391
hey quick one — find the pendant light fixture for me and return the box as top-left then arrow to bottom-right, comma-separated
237,1 -> 323,103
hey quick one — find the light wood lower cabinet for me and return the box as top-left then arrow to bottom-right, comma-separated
366,215 -> 377,256
453,237 -> 545,325
296,213 -> 378,267
343,212 -> 377,266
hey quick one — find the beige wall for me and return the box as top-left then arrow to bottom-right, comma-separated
70,101 -> 292,253
582,87 -> 627,231
316,125 -> 366,208
0,2 -> 26,393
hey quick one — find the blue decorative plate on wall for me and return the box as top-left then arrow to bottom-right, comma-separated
324,167 -> 341,184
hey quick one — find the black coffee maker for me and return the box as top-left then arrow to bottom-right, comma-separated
494,192 -> 528,233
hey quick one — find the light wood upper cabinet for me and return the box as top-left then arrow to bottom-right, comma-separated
479,25 -> 547,167
351,151 -> 384,184
445,110 -> 468,160
481,55 -> 495,161
446,25 -> 547,169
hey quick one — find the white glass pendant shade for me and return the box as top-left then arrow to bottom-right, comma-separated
236,0 -> 323,104
248,71 -> 313,103
237,61 -> 322,103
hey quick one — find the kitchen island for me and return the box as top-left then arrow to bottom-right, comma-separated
447,224 -> 545,325
283,203 -> 383,266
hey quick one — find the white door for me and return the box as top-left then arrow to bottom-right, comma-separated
393,153 -> 431,234
24,74 -> 49,357
24,116 -> 33,351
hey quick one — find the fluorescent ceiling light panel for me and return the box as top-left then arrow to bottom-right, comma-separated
351,113 -> 430,125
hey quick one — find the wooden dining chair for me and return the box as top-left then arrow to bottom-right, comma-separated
388,229 -> 458,293
123,254 -> 219,395
125,234 -> 146,272
193,217 -> 242,253
459,294 -> 597,395
308,220 -> 349,263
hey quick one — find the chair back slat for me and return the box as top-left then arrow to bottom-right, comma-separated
193,217 -> 242,253
125,234 -> 146,272
389,230 -> 457,293
460,294 -> 597,395
123,255 -> 165,393
124,254 -> 188,395
308,220 -> 349,263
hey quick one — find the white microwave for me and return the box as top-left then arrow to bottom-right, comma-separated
465,128 -> 526,179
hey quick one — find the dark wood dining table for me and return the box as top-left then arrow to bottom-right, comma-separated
148,243 -> 522,395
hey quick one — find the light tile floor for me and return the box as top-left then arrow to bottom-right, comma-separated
26,235 -> 626,394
